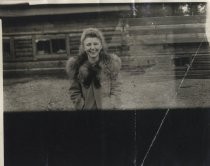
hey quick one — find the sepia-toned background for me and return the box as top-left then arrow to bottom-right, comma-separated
2,2 -> 210,166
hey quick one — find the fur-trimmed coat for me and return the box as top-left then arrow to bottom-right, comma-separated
66,54 -> 122,110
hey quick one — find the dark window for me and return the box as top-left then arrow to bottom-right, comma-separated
174,57 -> 191,66
36,38 -> 66,55
36,39 -> 51,54
52,39 -> 66,54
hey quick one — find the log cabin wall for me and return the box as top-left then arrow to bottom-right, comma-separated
2,3 -> 209,78
123,15 -> 210,78
3,12 -> 125,57
2,10 -> 127,76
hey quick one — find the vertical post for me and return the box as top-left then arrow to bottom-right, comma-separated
66,34 -> 70,58
32,35 -> 37,60
0,19 -> 4,166
49,39 -> 53,55
10,37 -> 15,60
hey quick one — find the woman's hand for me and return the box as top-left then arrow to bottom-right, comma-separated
75,97 -> 84,110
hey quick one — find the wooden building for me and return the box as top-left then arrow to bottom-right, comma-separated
1,3 -> 209,78
1,3 -> 130,77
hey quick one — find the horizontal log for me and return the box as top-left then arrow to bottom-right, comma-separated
4,26 -> 120,36
129,33 -> 207,45
194,61 -> 210,64
15,48 -> 33,52
127,15 -> 206,26
4,60 -> 67,70
15,52 -> 33,57
191,67 -> 210,70
14,42 -> 32,46
128,23 -> 205,35
0,4 -> 130,17
69,31 -> 122,39
14,44 -> 33,49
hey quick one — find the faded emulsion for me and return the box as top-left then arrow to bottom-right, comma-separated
1,2 -> 210,166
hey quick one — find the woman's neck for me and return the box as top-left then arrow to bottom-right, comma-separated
88,55 -> 99,64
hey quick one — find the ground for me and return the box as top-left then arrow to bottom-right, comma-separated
3,70 -> 210,112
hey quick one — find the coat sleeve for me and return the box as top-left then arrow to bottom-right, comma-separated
69,79 -> 84,110
66,56 -> 84,110
110,73 -> 122,109
109,54 -> 122,109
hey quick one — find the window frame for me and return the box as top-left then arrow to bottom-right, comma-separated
35,34 -> 68,60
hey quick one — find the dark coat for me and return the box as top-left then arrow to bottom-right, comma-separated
66,54 -> 122,110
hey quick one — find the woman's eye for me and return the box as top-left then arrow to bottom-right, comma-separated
86,43 -> 91,46
94,42 -> 99,45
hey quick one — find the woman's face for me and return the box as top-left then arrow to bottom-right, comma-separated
83,37 -> 102,59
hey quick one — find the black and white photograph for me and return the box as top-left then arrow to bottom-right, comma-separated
1,0 -> 210,165
1,1 -> 210,111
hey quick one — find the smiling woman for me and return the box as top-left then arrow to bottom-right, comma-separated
66,28 -> 122,110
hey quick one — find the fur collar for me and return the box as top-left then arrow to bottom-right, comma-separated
66,56 -> 77,79
66,54 -> 121,80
